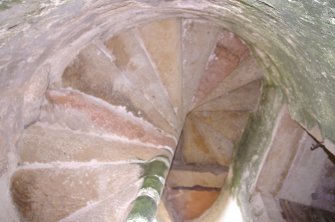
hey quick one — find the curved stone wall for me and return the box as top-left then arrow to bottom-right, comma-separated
0,0 -> 334,221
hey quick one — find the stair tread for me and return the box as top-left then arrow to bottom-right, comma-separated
194,79 -> 263,112
181,19 -> 221,115
193,118 -> 234,166
104,31 -> 179,133
11,165 -> 142,222
182,114 -> 233,166
163,188 -> 220,221
18,123 -> 172,164
215,30 -> 249,61
198,56 -> 264,106
191,30 -> 247,107
137,18 -> 183,125
193,111 -> 250,143
40,89 -> 177,148
60,183 -> 141,222
61,43 -> 178,137
166,169 -> 226,188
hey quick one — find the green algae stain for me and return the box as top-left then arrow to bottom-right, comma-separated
141,157 -> 169,178
0,0 -> 22,10
126,156 -> 171,221
229,85 -> 284,221
126,196 -> 157,222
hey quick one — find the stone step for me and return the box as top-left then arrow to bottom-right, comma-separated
191,30 -> 248,108
137,18 -> 183,125
163,187 -> 220,221
215,30 -> 250,62
60,181 -> 141,222
166,168 -> 227,188
18,123 -> 172,164
181,113 -> 234,165
194,79 -> 263,112
104,31 -> 179,134
11,165 -> 142,222
40,89 -> 177,149
197,56 -> 264,106
61,43 -> 178,137
192,111 -> 250,143
181,19 -> 221,115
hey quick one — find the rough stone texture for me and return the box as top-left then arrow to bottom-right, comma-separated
18,123 -> 172,163
104,30 -> 178,134
256,106 -> 305,196
250,193 -> 285,222
197,56 -> 264,107
182,114 -> 216,165
22,67 -> 49,127
166,169 -> 226,188
61,43 -> 177,137
278,134 -> 332,209
192,31 -> 245,107
311,157 -> 335,213
193,111 -> 250,143
0,91 -> 23,222
60,181 -> 142,222
41,89 -> 176,148
0,0 -> 334,221
11,165 -> 142,222
138,18 -> 183,123
181,19 -> 220,115
216,30 -> 249,62
182,111 -> 240,166
198,87 -> 284,222
165,188 -> 220,221
194,79 -> 263,112
280,199 -> 335,222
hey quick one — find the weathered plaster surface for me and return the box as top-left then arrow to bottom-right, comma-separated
230,86 -> 284,221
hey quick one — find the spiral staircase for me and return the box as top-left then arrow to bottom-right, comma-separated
9,17 -> 289,222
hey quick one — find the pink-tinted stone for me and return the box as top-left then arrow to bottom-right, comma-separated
193,111 -> 249,143
61,43 -> 177,137
44,89 -> 176,148
181,19 -> 221,115
137,19 -> 183,123
192,41 -> 240,107
18,123 -> 173,163
104,31 -> 179,133
11,165 -> 142,222
194,79 -> 263,112
192,31 -> 250,107
216,30 -> 249,61
197,56 -> 264,106
164,188 -> 220,220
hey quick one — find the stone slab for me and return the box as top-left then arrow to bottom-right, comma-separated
18,123 -> 172,163
11,165 -> 142,222
41,89 -> 176,148
198,56 -> 264,106
166,169 -> 226,188
138,19 -> 183,123
62,43 -> 177,137
104,31 -> 178,133
194,79 -> 263,112
181,19 -> 221,115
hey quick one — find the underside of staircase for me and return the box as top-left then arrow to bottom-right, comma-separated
10,18 -> 264,222
7,16 -> 335,222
